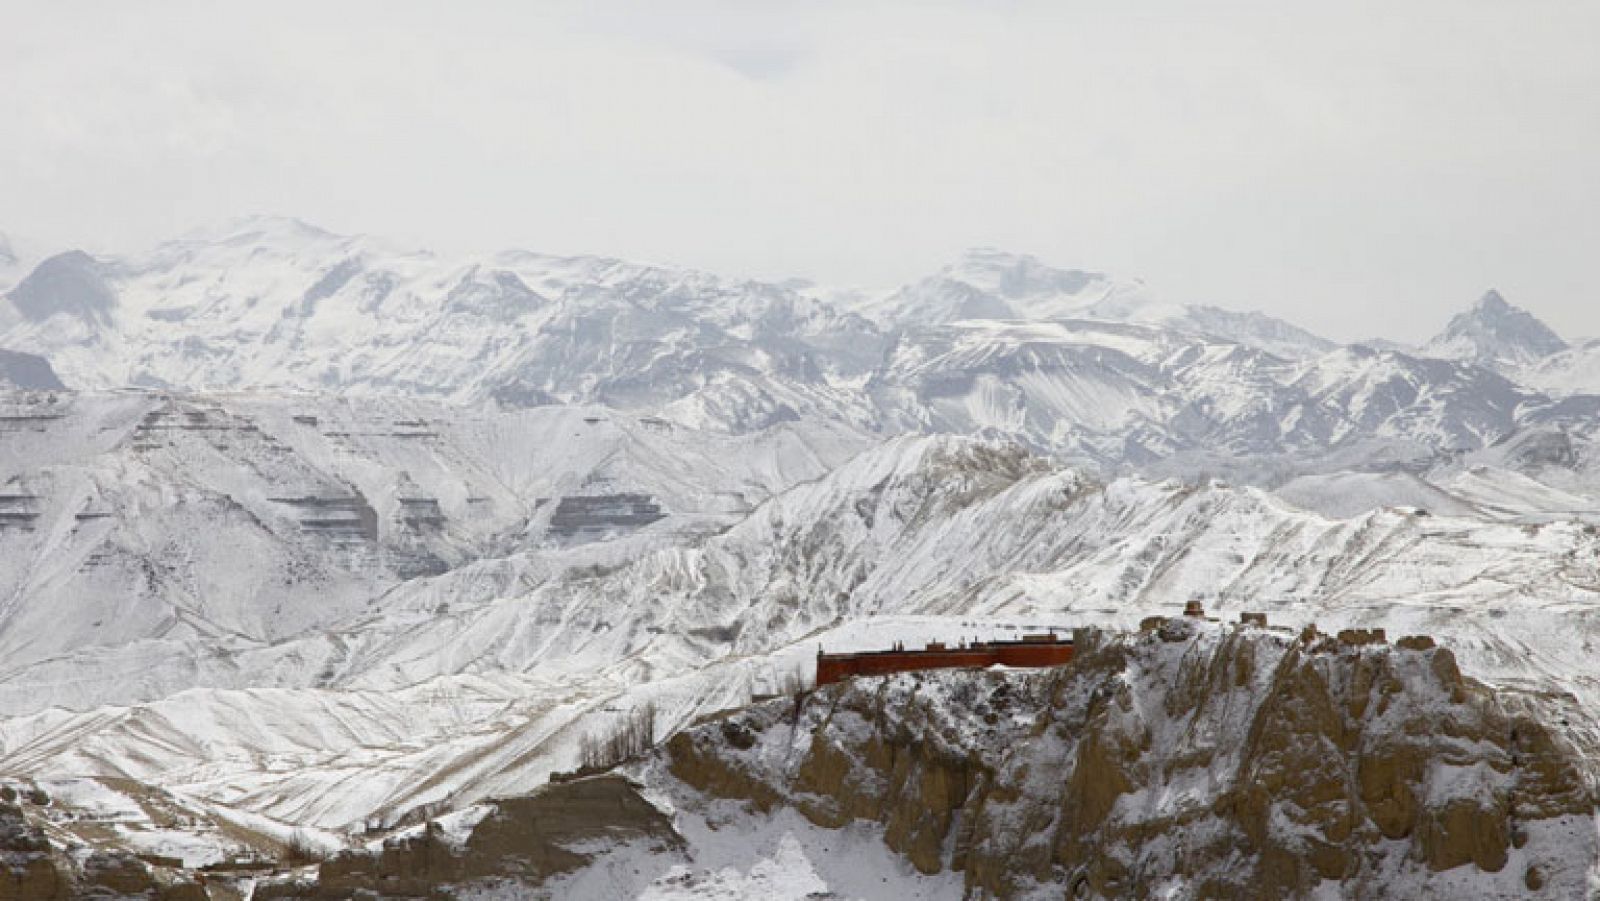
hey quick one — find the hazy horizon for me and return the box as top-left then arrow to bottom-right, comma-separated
1,212 -> 1577,348
4,1 -> 1598,344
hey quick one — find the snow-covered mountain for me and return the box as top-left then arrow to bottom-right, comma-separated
1423,289 -> 1568,371
5,432 -> 1600,837
860,248 -> 1122,325
0,218 -> 885,435
1517,339 -> 1600,397
4,218 -> 1600,895
3,220 -> 1571,477
1413,289 -> 1600,400
0,391 -> 869,709
859,248 -> 1333,360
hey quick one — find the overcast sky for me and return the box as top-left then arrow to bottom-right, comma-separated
3,1 -> 1598,342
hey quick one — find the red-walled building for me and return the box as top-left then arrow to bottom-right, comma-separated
815,634 -> 1075,686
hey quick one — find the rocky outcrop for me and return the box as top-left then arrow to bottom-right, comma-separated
665,622 -> 1599,898
6,251 -> 116,326
0,799 -> 68,901
0,349 -> 64,390
0,791 -> 211,900
259,774 -> 683,899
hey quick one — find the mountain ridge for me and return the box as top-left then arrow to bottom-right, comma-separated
5,219 -> 1588,477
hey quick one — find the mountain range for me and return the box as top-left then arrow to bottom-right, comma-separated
5,216 -> 1598,471
2,217 -> 1598,896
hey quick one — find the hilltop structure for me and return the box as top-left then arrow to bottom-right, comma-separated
815,633 -> 1075,686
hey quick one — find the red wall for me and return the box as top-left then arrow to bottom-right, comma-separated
816,643 -> 1074,686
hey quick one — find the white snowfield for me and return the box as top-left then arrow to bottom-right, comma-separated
2,219 -> 1600,891
4,426 -> 1600,843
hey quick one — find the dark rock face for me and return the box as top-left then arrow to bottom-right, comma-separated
299,259 -> 364,317
0,349 -> 66,390
7,251 -> 116,326
260,775 -> 683,899
0,802 -> 68,901
82,851 -> 158,896
666,627 -> 1598,899
269,493 -> 380,543
445,268 -> 545,322
547,494 -> 666,540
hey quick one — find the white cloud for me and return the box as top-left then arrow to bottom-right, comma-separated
1,0 -> 1597,342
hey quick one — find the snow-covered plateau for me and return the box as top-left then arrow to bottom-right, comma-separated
2,219 -> 1599,898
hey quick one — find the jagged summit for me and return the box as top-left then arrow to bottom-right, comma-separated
1424,288 -> 1568,369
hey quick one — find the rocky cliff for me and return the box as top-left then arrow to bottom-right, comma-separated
665,621 -> 1599,898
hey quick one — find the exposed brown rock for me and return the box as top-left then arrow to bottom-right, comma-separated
1337,628 -> 1387,646
0,795 -> 219,900
83,851 -> 158,895
0,802 -> 68,901
263,774 -> 683,899
159,881 -> 213,901
665,626 -> 1600,899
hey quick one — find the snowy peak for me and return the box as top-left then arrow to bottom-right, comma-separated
862,248 -> 1117,327
1424,288 -> 1567,369
862,249 -> 1331,360
942,247 -> 1109,301
1476,288 -> 1510,312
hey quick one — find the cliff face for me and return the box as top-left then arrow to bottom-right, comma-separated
666,621 -> 1599,898
0,798 -> 67,901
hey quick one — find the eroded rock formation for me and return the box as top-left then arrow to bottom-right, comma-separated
665,621 -> 1599,898
0,791 -> 209,900
258,774 -> 683,899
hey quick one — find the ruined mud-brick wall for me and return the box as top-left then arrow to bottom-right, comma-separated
816,641 -> 1074,685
